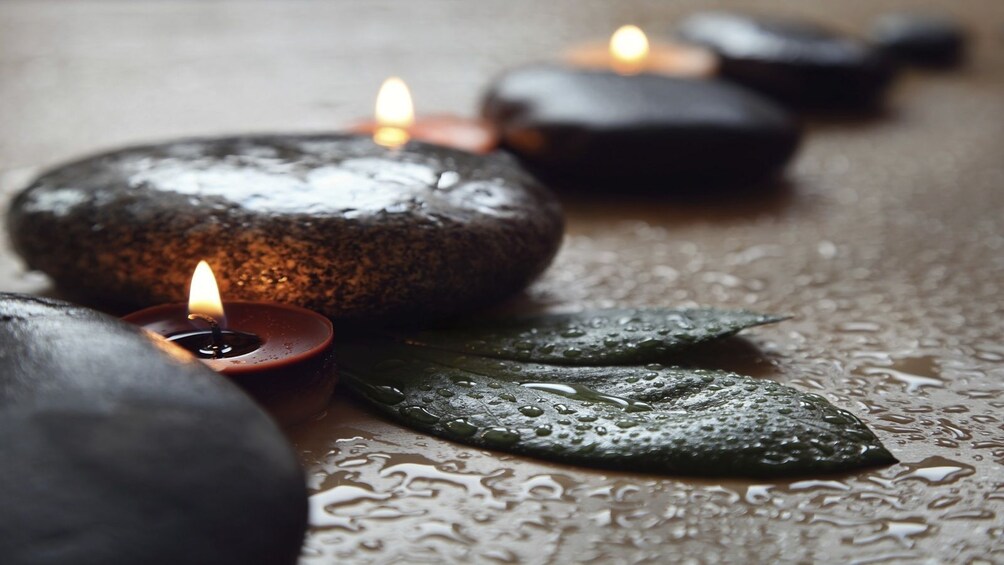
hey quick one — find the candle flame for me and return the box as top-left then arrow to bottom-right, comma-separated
374,77 -> 415,148
610,25 -> 650,73
188,260 -> 226,324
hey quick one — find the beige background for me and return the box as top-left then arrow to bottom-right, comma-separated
2,1 -> 1003,563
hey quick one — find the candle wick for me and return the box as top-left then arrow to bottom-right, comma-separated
188,313 -> 226,359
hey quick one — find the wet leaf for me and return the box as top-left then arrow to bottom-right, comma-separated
399,308 -> 786,365
339,310 -> 895,477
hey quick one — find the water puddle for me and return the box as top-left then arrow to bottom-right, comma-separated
894,457 -> 975,485
787,479 -> 851,492
838,322 -> 883,333
850,519 -> 931,548
744,484 -> 774,505
518,473 -> 573,501
309,485 -> 391,530
412,520 -> 476,545
860,355 -> 944,393
380,462 -> 508,509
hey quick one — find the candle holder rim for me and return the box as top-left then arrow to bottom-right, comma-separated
122,300 -> 334,376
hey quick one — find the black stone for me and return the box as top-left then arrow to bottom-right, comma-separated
0,293 -> 307,565
870,13 -> 967,67
481,65 -> 801,191
676,12 -> 897,109
6,135 -> 564,323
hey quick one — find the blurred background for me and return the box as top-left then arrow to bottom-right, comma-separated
1,0 -> 1000,171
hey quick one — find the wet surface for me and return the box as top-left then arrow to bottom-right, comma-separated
1,0 -> 1002,563
17,136 -> 548,219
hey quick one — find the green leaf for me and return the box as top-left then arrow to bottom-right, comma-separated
399,308 -> 787,365
337,309 -> 895,477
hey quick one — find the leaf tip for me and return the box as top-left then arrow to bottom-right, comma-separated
865,442 -> 899,466
754,312 -> 793,325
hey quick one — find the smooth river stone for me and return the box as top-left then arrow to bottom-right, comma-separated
0,293 -> 307,565
676,12 -> 897,109
6,135 -> 564,323
481,65 -> 801,190
870,13 -> 967,67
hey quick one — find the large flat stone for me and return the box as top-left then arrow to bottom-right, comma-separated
7,135 -> 564,323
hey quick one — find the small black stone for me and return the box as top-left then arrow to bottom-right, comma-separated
481,65 -> 801,191
0,293 -> 307,565
6,135 -> 564,323
676,11 -> 897,109
870,12 -> 967,67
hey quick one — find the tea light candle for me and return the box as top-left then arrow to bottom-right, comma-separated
124,261 -> 336,426
565,25 -> 718,78
351,77 -> 498,154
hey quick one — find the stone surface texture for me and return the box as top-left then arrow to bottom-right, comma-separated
0,294 -> 307,565
1,1 -> 1002,563
7,135 -> 563,322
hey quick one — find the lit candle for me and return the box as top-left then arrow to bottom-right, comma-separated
372,76 -> 415,149
352,77 -> 499,154
124,261 -> 336,426
565,25 -> 718,78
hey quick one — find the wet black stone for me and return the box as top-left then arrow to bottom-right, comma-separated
480,65 -> 801,191
0,293 -> 307,565
676,12 -> 897,109
870,13 -> 967,67
6,135 -> 564,323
